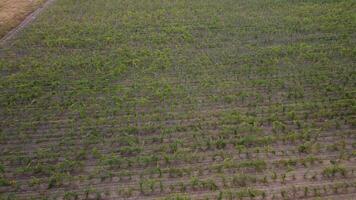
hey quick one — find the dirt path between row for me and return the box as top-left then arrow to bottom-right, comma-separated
0,0 -> 56,46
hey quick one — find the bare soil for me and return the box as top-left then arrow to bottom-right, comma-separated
0,0 -> 44,38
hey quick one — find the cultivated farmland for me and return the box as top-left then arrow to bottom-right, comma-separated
0,0 -> 355,199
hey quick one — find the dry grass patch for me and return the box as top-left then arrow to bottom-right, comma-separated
0,0 -> 44,38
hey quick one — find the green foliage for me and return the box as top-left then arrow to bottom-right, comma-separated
48,173 -> 67,189
0,177 -> 11,187
322,165 -> 347,178
102,154 -> 124,169
162,194 -> 191,200
232,174 -> 257,187
119,146 -> 142,155
215,137 -> 227,149
139,178 -> 157,195
0,164 -> 4,174
239,160 -> 267,172
63,191 -> 79,200
298,142 -> 313,153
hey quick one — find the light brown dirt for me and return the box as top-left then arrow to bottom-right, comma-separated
0,0 -> 44,38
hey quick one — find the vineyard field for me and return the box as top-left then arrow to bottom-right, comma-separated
0,0 -> 355,199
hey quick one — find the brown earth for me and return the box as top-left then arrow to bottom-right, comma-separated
0,0 -> 44,38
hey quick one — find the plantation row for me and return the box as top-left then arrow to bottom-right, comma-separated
0,108 -> 353,146
1,95 -> 354,132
